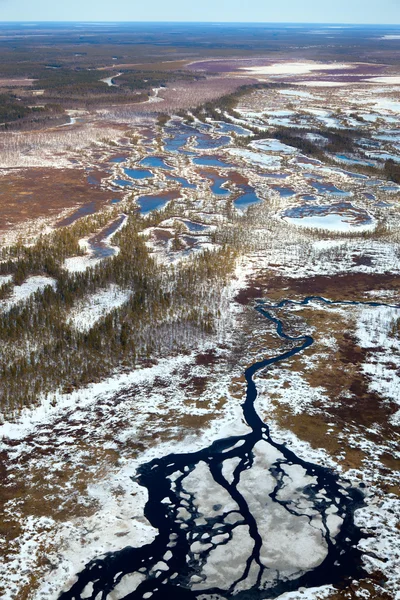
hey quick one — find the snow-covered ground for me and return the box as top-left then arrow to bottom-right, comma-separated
0,276 -> 57,313
67,284 -> 132,331
241,61 -> 353,76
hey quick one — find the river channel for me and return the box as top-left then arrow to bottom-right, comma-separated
59,296 -> 396,600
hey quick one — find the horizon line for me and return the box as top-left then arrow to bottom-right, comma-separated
0,20 -> 399,26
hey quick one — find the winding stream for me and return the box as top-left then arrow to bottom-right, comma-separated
59,296 -> 396,600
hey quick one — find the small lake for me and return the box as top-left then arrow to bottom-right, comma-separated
193,156 -> 233,169
311,181 -> 352,197
181,220 -> 208,232
166,174 -> 196,189
140,156 -> 173,170
114,179 -> 133,188
335,154 -> 375,167
213,121 -> 251,136
137,192 -> 178,214
272,186 -> 296,198
164,123 -> 196,154
234,184 -> 261,210
194,133 -> 231,150
283,201 -> 374,231
210,175 -> 231,196
124,168 -> 153,180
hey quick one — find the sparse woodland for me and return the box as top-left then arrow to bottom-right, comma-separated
0,202 -> 237,416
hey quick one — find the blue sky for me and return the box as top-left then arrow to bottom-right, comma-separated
0,0 -> 399,24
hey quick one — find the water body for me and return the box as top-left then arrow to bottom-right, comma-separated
380,184 -> 400,193
59,296 -> 388,600
311,181 -> 352,197
181,220 -> 208,232
210,175 -> 231,196
164,122 -> 197,155
166,175 -> 196,189
124,168 -> 154,180
137,192 -> 177,214
193,157 -> 233,169
194,133 -> 231,150
234,184 -> 261,210
87,174 -> 99,186
109,156 -> 127,164
140,156 -> 173,170
114,179 -> 133,188
272,186 -> 296,198
213,121 -> 251,136
334,154 -> 375,167
88,215 -> 126,259
283,202 -> 374,232
58,201 -> 98,227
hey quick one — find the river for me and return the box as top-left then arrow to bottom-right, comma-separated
59,296 -> 397,600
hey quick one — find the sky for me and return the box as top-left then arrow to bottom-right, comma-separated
0,0 -> 399,24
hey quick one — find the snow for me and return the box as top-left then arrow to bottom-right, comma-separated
355,305 -> 400,407
0,274 -> 13,286
0,276 -> 57,313
283,213 -> 375,233
278,90 -> 317,99
250,138 -> 297,154
100,72 -> 122,87
371,98 -> 400,113
366,76 -> 400,84
228,148 -> 282,169
241,62 -> 352,76
67,284 -> 132,332
275,586 -> 336,599
295,81 -> 349,87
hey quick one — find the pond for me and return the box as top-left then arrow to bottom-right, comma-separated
311,181 -> 352,197
335,153 -> 376,167
165,174 -> 196,189
234,184 -> 261,210
213,121 -> 251,136
207,174 -> 231,196
124,168 -> 154,180
181,219 -> 208,232
283,201 -> 374,231
136,192 -> 179,214
193,156 -> 234,169
272,186 -> 296,198
194,133 -> 231,150
140,156 -> 173,170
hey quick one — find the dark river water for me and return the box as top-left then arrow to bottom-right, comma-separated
59,296 -> 397,600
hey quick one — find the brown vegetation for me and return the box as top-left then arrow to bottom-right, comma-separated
0,168 -> 113,232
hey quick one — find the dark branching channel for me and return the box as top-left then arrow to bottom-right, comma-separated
59,296 -> 397,600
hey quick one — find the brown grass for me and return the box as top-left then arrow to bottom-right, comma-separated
0,167 -> 113,232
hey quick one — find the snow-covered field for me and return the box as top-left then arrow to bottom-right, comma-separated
67,284 -> 132,331
0,276 -> 57,313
